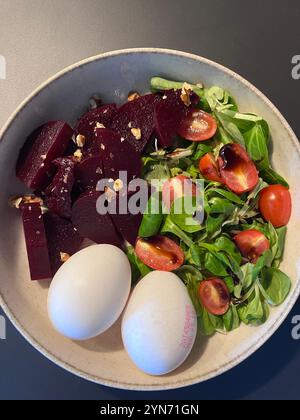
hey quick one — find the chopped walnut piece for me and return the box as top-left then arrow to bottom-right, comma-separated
180,82 -> 193,107
113,179 -> 124,192
128,91 -> 140,102
131,127 -> 142,140
104,186 -> 117,203
73,149 -> 83,161
96,122 -> 106,129
9,195 -> 44,209
60,252 -> 70,263
75,134 -> 86,148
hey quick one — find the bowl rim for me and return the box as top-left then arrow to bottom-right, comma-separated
1,47 -> 300,391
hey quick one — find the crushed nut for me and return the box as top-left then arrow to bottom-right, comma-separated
113,179 -> 124,192
180,82 -> 192,107
95,167 -> 103,174
41,154 -> 47,161
128,122 -> 133,128
128,91 -> 140,102
100,143 -> 105,150
162,94 -> 168,100
104,186 -> 117,203
120,137 -> 125,142
60,252 -> 70,263
9,195 -> 44,209
74,149 -> 83,161
131,127 -> 142,140
75,134 -> 86,148
96,122 -> 106,129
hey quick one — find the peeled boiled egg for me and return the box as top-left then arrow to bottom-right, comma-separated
121,271 -> 197,375
48,244 -> 131,340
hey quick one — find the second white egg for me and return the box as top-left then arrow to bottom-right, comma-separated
122,271 -> 197,376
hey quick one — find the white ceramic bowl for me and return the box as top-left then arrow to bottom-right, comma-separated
0,48 -> 300,391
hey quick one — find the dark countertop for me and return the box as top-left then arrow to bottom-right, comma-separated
0,0 -> 299,400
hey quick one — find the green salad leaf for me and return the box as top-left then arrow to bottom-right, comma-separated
260,267 -> 291,306
138,192 -> 163,237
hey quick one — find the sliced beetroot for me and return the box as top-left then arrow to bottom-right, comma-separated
43,212 -> 83,274
92,128 -> 141,182
44,157 -> 76,219
154,89 -> 199,148
21,202 -> 52,280
16,121 -> 73,190
75,155 -> 104,190
111,93 -> 160,153
109,190 -> 144,246
71,189 -> 123,247
74,104 -> 118,145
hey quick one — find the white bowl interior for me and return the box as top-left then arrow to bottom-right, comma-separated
0,50 -> 300,390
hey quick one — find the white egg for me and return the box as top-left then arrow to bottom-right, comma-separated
48,244 -> 131,340
122,271 -> 197,376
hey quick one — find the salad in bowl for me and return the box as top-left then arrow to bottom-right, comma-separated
10,73 -> 293,376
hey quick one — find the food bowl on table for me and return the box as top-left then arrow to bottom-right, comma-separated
0,48 -> 300,390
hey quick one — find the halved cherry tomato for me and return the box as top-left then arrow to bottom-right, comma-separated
198,278 -> 230,316
234,229 -> 270,263
259,185 -> 292,227
178,109 -> 217,141
199,153 -> 223,183
135,235 -> 185,271
162,175 -> 197,209
217,143 -> 258,194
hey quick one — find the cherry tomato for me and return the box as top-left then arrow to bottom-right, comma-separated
162,175 -> 197,209
199,153 -> 223,183
135,235 -> 185,271
198,278 -> 230,316
234,229 -> 270,263
178,109 -> 217,141
217,143 -> 258,194
259,185 -> 292,227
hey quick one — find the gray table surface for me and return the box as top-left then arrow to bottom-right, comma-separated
0,0 -> 300,400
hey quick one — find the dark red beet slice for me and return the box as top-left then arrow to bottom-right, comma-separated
21,203 -> 52,280
154,89 -> 199,148
71,189 -> 123,247
16,121 -> 73,190
109,189 -> 145,246
92,128 -> 141,182
45,157 -> 76,218
43,212 -> 83,275
74,104 -> 118,145
75,155 -> 104,190
111,93 -> 160,153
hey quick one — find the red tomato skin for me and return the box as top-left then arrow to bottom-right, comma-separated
162,175 -> 197,209
198,278 -> 230,316
135,235 -> 185,271
199,153 -> 223,183
259,185 -> 292,227
178,109 -> 217,142
234,229 -> 270,263
217,143 -> 259,194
